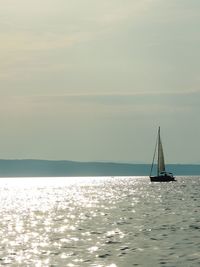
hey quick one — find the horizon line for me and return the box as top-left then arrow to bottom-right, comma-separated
0,159 -> 199,165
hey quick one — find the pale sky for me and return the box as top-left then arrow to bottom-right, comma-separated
0,0 -> 200,163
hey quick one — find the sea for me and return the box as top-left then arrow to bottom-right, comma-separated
0,176 -> 199,267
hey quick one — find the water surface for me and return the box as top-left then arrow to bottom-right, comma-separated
0,176 -> 199,266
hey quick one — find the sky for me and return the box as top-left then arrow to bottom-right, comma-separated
0,0 -> 200,163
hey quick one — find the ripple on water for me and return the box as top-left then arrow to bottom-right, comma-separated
0,176 -> 199,266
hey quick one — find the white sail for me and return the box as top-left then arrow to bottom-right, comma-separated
157,127 -> 165,175
150,127 -> 175,181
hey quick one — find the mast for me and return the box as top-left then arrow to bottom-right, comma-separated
157,127 -> 160,176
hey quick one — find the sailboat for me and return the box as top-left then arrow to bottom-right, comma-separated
150,127 -> 176,182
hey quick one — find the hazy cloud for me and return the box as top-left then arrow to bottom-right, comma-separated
0,0 -> 200,162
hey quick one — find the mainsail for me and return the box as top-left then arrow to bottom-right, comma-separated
157,127 -> 165,175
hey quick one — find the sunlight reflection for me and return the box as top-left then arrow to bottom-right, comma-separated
88,246 -> 99,253
0,176 -> 145,266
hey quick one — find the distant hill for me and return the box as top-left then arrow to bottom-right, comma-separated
0,160 -> 199,177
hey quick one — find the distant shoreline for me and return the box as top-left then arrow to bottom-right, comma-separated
0,159 -> 199,177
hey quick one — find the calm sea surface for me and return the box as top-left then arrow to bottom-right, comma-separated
0,176 -> 199,267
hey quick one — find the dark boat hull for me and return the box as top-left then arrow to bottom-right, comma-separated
150,175 -> 176,182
